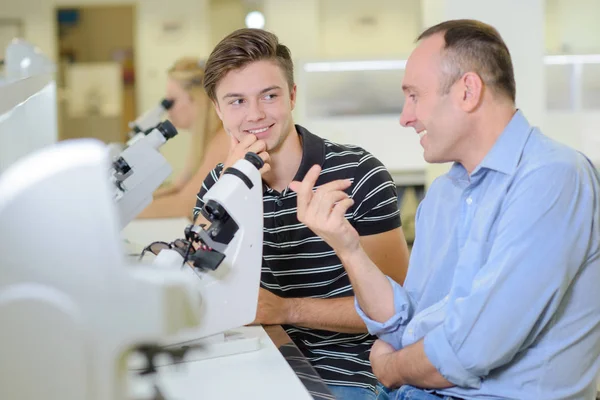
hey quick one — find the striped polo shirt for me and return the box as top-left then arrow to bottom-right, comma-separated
194,125 -> 401,392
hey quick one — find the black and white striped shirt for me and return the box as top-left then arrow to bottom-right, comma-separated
194,125 -> 401,392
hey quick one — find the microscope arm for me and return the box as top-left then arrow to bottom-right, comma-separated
151,152 -> 266,343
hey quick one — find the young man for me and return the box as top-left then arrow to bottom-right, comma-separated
194,29 -> 410,398
292,19 -> 600,400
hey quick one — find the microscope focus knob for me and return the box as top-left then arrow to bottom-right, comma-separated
244,152 -> 265,170
113,156 -> 131,175
204,199 -> 226,221
156,120 -> 178,141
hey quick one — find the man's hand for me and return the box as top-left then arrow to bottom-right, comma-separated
370,339 -> 454,390
289,164 -> 360,257
252,288 -> 294,325
223,134 -> 271,175
370,339 -> 401,389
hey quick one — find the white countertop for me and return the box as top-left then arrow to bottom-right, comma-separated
128,326 -> 312,400
121,217 -> 191,250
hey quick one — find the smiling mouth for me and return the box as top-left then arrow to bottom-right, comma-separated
245,124 -> 274,134
418,130 -> 427,139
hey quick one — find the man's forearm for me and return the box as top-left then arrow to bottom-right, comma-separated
385,340 -> 453,389
287,296 -> 368,334
338,246 -> 396,323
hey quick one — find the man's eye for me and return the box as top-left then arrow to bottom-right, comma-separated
231,99 -> 244,105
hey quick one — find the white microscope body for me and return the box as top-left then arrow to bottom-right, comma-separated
125,98 -> 174,146
111,119 -> 178,229
153,152 -> 265,342
111,113 -> 265,347
0,139 -> 203,400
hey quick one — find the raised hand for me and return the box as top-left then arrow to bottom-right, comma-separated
223,134 -> 271,176
289,164 -> 360,257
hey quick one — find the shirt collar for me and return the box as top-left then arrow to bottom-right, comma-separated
262,124 -> 326,195
448,109 -> 533,181
291,124 -> 326,182
476,109 -> 533,176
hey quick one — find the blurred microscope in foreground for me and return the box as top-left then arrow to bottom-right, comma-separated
0,39 -> 265,400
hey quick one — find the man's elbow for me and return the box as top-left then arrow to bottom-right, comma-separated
424,329 -> 486,389
461,348 -> 517,379
439,348 -> 514,389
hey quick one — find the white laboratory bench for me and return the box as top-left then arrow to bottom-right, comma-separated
121,217 -> 192,252
129,325 -> 313,399
123,217 -> 318,400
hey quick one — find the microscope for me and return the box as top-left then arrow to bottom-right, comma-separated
106,98 -> 174,162
108,106 -> 265,393
126,98 -> 174,146
149,151 -> 265,342
123,151 -> 265,398
0,139 -> 204,400
111,119 -> 178,229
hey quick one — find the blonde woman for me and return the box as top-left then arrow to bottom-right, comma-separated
138,57 -> 229,218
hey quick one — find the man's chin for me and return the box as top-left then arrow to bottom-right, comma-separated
423,151 -> 440,164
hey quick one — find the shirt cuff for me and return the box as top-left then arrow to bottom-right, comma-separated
423,324 -> 482,389
354,276 -> 413,349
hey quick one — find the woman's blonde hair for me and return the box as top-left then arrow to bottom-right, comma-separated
167,57 -> 223,164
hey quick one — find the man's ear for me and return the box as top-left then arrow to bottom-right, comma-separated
290,84 -> 297,111
458,72 -> 484,112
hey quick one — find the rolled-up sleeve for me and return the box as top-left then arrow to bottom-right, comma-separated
355,276 -> 415,349
424,325 -> 482,388
422,162 -> 593,387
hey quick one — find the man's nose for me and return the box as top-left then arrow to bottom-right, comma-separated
247,100 -> 266,122
399,102 -> 415,127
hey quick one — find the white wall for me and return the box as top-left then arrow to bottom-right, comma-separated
209,0 -> 245,49
543,112 -> 600,165
546,0 -> 600,54
1,0 -> 55,61
319,0 -> 421,59
263,0 -> 321,59
135,0 -> 210,176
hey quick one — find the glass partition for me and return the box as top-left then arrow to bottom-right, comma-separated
301,55 -> 600,116
303,61 -> 406,118
0,39 -> 57,173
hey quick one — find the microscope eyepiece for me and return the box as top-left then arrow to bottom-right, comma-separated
156,120 -> 178,141
244,152 -> 264,170
161,98 -> 174,110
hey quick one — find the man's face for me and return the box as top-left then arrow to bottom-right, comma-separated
213,60 -> 296,152
165,78 -> 198,130
400,34 -> 467,164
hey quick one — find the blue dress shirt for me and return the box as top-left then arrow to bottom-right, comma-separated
357,110 -> 600,399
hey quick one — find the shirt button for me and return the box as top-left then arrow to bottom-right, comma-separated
466,197 -> 473,205
276,199 -> 283,206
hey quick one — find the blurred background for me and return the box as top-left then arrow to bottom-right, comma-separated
1,0 -> 598,243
